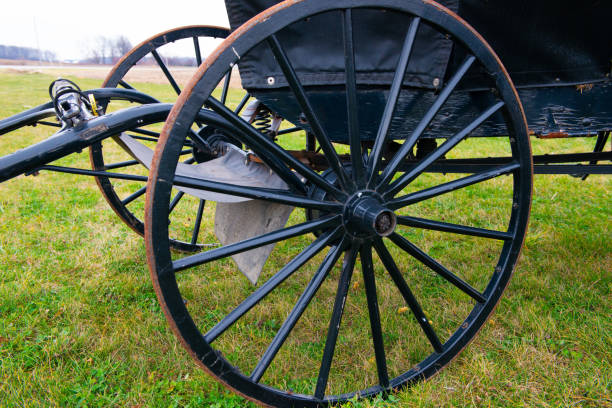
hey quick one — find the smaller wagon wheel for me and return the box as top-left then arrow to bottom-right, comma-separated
146,1 -> 532,406
89,26 -> 231,252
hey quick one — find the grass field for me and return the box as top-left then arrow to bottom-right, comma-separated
0,71 -> 610,407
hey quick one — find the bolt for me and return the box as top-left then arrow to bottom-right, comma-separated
433,77 -> 440,87
495,266 -> 502,273
512,202 -> 519,209
357,192 -> 363,198
267,76 -> 275,86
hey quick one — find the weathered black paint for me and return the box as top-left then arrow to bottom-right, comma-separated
146,1 -> 533,406
253,81 -> 612,141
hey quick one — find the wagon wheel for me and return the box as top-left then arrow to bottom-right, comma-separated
146,1 -> 532,406
89,25 -> 231,252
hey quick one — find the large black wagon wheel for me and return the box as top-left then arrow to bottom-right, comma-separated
89,26 -> 230,252
146,1 -> 532,406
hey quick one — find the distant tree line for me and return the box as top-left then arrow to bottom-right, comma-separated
81,36 -> 133,64
82,36 -> 195,66
0,45 -> 56,62
0,36 -> 197,66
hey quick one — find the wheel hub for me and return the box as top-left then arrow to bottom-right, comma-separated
343,192 -> 396,239
193,126 -> 242,163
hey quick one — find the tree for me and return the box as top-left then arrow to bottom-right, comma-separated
87,36 -> 133,64
113,36 -> 132,60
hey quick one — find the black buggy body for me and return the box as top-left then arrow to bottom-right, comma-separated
227,0 -> 612,140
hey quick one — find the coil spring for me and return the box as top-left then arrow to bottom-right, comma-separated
253,104 -> 274,138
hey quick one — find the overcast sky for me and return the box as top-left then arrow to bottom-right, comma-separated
1,0 -> 230,61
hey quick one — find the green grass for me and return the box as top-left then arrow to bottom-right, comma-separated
0,71 -> 610,407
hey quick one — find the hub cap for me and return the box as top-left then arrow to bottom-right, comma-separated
343,192 -> 397,238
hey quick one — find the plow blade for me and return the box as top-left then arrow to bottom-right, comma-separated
215,201 -> 293,284
120,134 -> 293,284
120,134 -> 289,200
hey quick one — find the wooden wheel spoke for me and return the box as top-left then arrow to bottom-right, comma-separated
172,173 -> 342,212
190,199 -> 206,245
360,243 -> 389,388
397,215 -> 512,241
204,228 -> 342,344
125,134 -> 159,143
388,233 -> 486,303
173,216 -> 341,272
220,70 -> 232,104
388,162 -> 520,209
168,191 -> 185,214
234,93 -> 251,114
104,160 -> 140,170
314,242 -> 358,399
343,9 -> 365,187
193,36 -> 203,66
206,97 -> 346,199
118,80 -> 134,90
367,17 -> 421,187
188,129 -> 212,152
250,237 -> 346,383
120,186 -> 147,206
266,35 -> 354,192
377,55 -> 476,189
373,240 -> 443,353
151,49 -> 182,96
386,101 -> 506,196
130,128 -> 161,138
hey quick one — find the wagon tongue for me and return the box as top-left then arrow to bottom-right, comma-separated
118,134 -> 293,284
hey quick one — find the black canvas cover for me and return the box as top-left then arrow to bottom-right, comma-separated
225,0 -> 459,90
225,0 -> 611,90
457,0 -> 611,87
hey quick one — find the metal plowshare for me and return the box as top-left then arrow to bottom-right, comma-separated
0,0 -> 610,406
